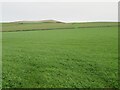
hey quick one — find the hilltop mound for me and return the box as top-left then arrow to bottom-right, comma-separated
14,20 -> 64,24
38,20 -> 64,23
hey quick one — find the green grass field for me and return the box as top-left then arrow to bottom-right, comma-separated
2,22 -> 118,88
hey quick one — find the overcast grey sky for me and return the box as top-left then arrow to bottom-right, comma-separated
1,2 -> 118,22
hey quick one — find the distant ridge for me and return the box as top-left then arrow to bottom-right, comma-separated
12,20 -> 65,24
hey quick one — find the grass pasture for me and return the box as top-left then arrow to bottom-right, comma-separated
2,22 -> 118,88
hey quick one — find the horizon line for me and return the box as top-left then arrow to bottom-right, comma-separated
0,19 -> 118,23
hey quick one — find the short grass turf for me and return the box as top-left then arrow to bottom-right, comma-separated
2,26 -> 118,88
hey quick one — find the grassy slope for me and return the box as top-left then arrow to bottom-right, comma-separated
2,25 -> 118,88
2,22 -> 118,32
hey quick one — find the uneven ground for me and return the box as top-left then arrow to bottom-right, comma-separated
2,21 -> 118,32
2,21 -> 118,88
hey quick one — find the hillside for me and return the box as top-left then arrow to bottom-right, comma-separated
1,20 -> 118,32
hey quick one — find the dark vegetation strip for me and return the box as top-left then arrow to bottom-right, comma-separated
2,25 -> 118,32
77,25 -> 119,28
